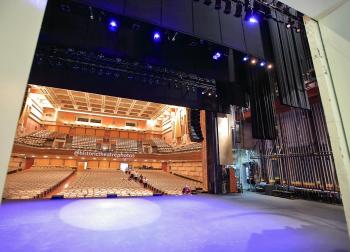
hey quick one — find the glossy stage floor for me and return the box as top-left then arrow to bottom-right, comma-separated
0,192 -> 349,252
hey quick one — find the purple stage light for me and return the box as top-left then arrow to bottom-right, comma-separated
260,61 -> 266,67
212,52 -> 221,60
108,19 -> 118,32
153,32 -> 161,42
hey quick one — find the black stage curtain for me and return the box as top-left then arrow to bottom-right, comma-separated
216,81 -> 247,114
268,9 -> 310,109
248,68 -> 276,140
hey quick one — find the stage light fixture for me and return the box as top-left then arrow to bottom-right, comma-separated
267,63 -> 273,69
296,24 -> 301,33
243,56 -> 249,61
286,18 -> 294,29
108,19 -> 118,32
213,52 -> 221,60
215,0 -> 222,9
204,0 -> 212,6
250,58 -> 257,65
208,91 -> 212,96
260,61 -> 266,67
153,32 -> 161,42
234,1 -> 243,17
245,8 -> 258,23
224,0 -> 232,14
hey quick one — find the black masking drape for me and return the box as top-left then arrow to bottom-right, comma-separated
268,9 -> 310,109
248,67 -> 276,140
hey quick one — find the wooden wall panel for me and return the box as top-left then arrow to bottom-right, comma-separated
58,126 -> 70,134
110,130 -> 119,138
99,160 -> 109,168
64,159 -> 77,167
96,129 -> 105,137
35,158 -> 50,166
109,161 -> 120,169
50,159 -> 64,166
75,127 -> 85,136
120,131 -> 128,139
129,132 -> 138,140
85,128 -> 95,136
88,160 -> 99,168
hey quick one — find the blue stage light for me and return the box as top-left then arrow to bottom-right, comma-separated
108,19 -> 118,32
260,61 -> 266,67
153,32 -> 161,42
213,52 -> 221,60
248,16 -> 258,23
243,56 -> 249,62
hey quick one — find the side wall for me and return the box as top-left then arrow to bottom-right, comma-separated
0,0 -> 47,202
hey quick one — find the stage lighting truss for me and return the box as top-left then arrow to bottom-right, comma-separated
196,0 -> 304,32
33,45 -> 217,96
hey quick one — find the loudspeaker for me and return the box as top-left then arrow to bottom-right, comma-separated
187,109 -> 204,142
51,195 -> 64,199
107,194 -> 118,198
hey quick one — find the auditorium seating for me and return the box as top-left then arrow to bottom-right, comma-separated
3,166 -> 74,200
152,138 -> 173,153
72,136 -> 97,149
174,143 -> 202,153
14,130 -> 203,154
62,170 -> 152,198
114,138 -> 138,153
137,169 -> 203,195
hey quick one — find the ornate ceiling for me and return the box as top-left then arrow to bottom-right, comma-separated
31,85 -> 168,120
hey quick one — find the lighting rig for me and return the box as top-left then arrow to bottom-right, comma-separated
33,45 -> 217,98
195,0 -> 303,32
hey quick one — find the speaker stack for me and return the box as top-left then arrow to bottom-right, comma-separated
188,109 -> 204,142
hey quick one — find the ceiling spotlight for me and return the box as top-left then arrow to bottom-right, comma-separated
234,1 -> 243,17
108,19 -> 118,32
215,0 -> 222,9
250,58 -> 257,65
153,31 -> 161,42
260,61 -> 266,67
243,56 -> 249,61
224,0 -> 232,14
204,0 -> 212,6
267,63 -> 273,69
296,24 -> 301,33
201,89 -> 207,95
208,91 -> 212,96
213,52 -> 221,60
245,7 -> 258,23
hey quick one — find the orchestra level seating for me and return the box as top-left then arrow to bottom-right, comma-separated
3,166 -> 74,200
137,170 -> 203,195
61,170 -> 153,198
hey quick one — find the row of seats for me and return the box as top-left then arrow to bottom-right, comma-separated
136,169 -> 203,195
174,143 -> 202,152
152,138 -> 173,153
61,170 -> 153,198
3,166 -> 74,200
72,136 -> 97,149
113,138 -> 138,153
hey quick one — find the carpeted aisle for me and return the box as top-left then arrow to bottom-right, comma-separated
0,193 -> 349,252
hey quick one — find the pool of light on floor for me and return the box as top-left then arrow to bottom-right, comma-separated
59,198 -> 162,231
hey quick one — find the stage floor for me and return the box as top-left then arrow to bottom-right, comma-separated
0,193 -> 349,252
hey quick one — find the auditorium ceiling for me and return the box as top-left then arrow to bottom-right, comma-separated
30,85 -> 169,120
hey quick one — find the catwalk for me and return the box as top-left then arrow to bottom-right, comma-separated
0,193 -> 349,252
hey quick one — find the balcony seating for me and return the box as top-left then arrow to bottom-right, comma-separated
72,136 -> 97,149
152,138 -> 173,153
